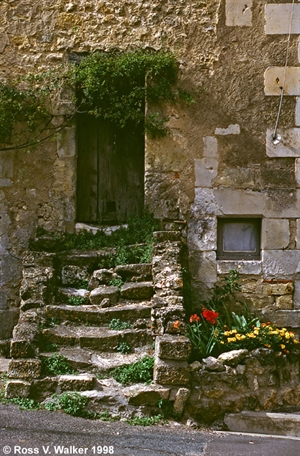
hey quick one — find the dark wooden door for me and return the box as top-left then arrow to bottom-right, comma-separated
76,114 -> 144,224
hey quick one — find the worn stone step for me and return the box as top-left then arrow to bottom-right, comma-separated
40,346 -> 155,373
56,249 -> 116,269
120,282 -> 154,300
31,373 -> 98,401
115,264 -> 152,282
224,411 -> 300,437
45,302 -> 153,325
41,325 -> 154,351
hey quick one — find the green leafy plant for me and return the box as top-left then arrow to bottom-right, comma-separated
109,356 -> 154,385
108,278 -> 124,290
109,319 -> 132,330
97,411 -> 120,422
41,354 -> 76,376
67,296 -> 87,306
44,392 -> 89,417
7,397 -> 40,410
117,342 -> 132,354
126,415 -> 163,426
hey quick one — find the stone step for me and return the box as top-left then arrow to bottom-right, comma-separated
45,302 -> 153,325
30,373 -> 98,401
41,325 -> 154,351
40,346 -> 155,373
224,411 -> 300,437
115,264 -> 152,282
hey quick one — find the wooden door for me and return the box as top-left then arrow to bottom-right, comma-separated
76,114 -> 144,224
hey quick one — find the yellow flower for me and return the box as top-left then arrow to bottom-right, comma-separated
228,337 -> 237,343
254,329 -> 259,335
224,331 -> 230,337
220,341 -> 225,344
246,333 -> 256,338
285,332 -> 290,339
293,339 -> 299,344
280,344 -> 285,349
264,344 -> 271,348
231,329 -> 237,334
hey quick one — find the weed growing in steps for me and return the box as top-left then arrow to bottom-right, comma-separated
41,354 -> 77,376
126,415 -> 164,426
102,356 -> 154,385
109,318 -> 132,330
116,342 -> 132,354
44,392 -> 90,417
67,296 -> 87,306
108,278 -> 124,290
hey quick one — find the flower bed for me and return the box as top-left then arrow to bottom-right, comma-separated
186,271 -> 299,361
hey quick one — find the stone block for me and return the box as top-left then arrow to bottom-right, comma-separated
202,357 -> 225,372
90,286 -> 119,305
294,279 -> 300,309
248,295 -> 275,310
124,384 -> 170,406
155,335 -> 192,361
5,380 -> 31,399
58,374 -> 95,392
10,340 -> 37,359
8,359 -> 41,379
154,359 -> 190,386
215,124 -> 241,135
192,188 -> 220,217
268,282 -> 294,296
195,158 -> 218,187
266,128 -> 300,158
217,260 -> 262,275
264,68 -> 300,96
88,269 -> 116,289
120,282 -> 154,300
213,188 -> 266,215
265,4 -> 300,35
296,98 -> 300,126
203,136 -> 218,158
275,295 -> 293,310
262,310 -> 300,328
264,190 -> 300,218
115,263 -> 152,281
261,218 -> 290,250
225,0 -> 252,26
173,387 -> 190,416
61,265 -> 90,287
218,349 -> 249,367
225,411 -> 300,437
189,251 -> 217,283
187,217 -> 217,251
0,178 -> 12,187
262,250 -> 300,278
57,126 -> 76,158
296,159 -> 300,188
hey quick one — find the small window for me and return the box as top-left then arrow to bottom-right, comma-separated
217,218 -> 261,260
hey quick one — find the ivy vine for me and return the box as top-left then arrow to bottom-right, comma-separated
0,49 -> 186,151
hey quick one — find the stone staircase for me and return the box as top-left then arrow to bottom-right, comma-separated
5,231 -> 192,419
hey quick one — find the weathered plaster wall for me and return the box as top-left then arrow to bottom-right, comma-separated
1,1 -> 300,339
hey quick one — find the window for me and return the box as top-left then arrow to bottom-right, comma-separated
217,218 -> 261,260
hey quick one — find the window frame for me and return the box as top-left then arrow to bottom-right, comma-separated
217,217 -> 262,260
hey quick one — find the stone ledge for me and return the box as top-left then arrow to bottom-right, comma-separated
225,411 -> 300,437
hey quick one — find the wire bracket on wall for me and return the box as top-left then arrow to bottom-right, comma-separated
271,0 -> 295,145
272,87 -> 284,144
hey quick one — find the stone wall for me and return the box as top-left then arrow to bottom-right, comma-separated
1,1 -> 300,339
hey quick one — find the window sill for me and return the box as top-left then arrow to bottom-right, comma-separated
217,260 -> 262,275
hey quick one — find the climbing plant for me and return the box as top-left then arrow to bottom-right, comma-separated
0,49 -> 182,151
